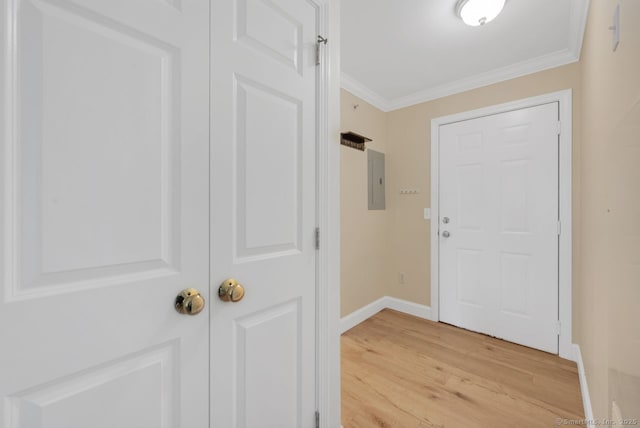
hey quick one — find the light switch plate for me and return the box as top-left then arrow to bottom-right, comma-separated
424,208 -> 431,220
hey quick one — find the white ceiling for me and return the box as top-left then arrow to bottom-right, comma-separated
341,0 -> 590,111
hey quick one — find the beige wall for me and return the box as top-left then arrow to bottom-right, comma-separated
340,90 -> 390,316
578,0 -> 640,419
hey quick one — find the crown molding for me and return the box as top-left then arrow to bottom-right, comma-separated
340,72 -> 391,112
341,0 -> 589,112
568,0 -> 590,59
386,48 -> 579,110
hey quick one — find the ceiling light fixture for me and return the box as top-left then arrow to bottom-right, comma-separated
456,0 -> 506,26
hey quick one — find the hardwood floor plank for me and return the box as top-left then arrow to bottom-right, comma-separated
342,309 -> 585,427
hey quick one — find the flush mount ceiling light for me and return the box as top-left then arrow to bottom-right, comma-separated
456,0 -> 506,26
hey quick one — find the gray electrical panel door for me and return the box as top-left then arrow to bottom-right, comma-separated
368,149 -> 385,210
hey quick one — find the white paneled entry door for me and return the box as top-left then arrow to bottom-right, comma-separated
439,103 -> 560,354
0,0 -> 320,427
209,0 -> 318,426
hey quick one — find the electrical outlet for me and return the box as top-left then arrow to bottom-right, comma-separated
399,272 -> 406,284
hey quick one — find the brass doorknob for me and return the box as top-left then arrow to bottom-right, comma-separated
218,278 -> 245,302
175,288 -> 205,315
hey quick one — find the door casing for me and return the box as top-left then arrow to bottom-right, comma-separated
315,1 -> 342,427
429,89 -> 573,360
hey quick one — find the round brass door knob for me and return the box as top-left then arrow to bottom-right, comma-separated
175,288 -> 205,315
218,278 -> 245,302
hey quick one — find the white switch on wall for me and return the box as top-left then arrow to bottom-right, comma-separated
424,208 -> 431,220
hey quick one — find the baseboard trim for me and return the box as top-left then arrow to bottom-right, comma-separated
340,297 -> 387,334
340,296 -> 432,334
573,344 -> 594,428
385,296 -> 432,321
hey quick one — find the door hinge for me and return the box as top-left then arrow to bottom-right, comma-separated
556,120 -> 562,136
315,411 -> 320,428
557,220 -> 562,236
316,35 -> 328,66
556,320 -> 562,336
315,227 -> 320,250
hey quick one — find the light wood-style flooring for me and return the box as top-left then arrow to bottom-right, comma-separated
342,309 -> 585,428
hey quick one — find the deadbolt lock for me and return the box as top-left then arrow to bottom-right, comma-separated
218,278 -> 245,303
175,288 -> 205,315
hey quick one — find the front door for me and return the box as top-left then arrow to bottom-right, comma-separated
0,0 -> 209,426
439,103 -> 560,354
209,0 -> 319,427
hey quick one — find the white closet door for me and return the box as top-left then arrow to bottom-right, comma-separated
0,0 -> 210,426
209,0 -> 319,426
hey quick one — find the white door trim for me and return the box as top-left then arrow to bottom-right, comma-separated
316,0 -> 341,427
430,89 -> 573,359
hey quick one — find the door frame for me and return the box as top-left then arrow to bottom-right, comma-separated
316,0 -> 341,427
429,89 -> 573,360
